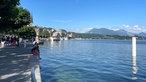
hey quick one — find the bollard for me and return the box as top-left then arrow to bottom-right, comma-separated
132,37 -> 138,80
132,37 -> 136,57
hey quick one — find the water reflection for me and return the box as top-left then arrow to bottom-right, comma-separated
40,40 -> 146,82
50,41 -> 61,48
132,56 -> 138,80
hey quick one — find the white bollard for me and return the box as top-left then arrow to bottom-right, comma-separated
132,37 -> 136,57
132,37 -> 138,80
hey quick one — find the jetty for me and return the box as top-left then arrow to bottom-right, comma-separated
0,46 -> 41,82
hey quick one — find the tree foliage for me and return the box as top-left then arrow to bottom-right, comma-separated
57,33 -> 61,37
42,30 -> 50,38
0,0 -> 20,33
0,0 -> 20,18
0,0 -> 32,34
17,26 -> 36,37
15,7 -> 32,29
39,28 -> 52,38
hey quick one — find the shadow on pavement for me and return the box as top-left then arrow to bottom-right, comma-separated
0,47 -> 33,82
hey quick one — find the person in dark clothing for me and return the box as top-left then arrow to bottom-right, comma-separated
31,42 -> 41,59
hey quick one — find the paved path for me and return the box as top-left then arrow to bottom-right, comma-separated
0,47 -> 41,82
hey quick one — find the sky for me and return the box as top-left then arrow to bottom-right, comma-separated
20,0 -> 146,33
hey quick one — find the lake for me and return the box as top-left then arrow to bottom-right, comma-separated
40,40 -> 146,82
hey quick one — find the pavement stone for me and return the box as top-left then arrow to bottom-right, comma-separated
0,47 -> 41,82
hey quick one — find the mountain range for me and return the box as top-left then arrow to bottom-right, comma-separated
87,28 -> 146,37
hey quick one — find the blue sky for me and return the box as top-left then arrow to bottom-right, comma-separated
20,0 -> 146,33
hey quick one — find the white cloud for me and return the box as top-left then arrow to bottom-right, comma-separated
133,25 -> 139,28
73,25 -> 146,33
112,24 -> 146,33
111,28 -> 120,31
65,25 -> 146,33
122,24 -> 130,28
127,25 -> 146,33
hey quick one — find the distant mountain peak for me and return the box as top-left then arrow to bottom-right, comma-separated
117,29 -> 127,32
87,28 -> 134,36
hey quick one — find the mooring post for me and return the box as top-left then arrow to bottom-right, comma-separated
132,37 -> 137,58
132,37 -> 138,80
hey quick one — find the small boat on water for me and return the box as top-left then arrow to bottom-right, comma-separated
50,36 -> 60,41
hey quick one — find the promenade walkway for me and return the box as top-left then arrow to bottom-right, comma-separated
0,46 -> 41,82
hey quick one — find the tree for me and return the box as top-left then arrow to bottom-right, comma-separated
0,0 -> 20,33
17,26 -> 36,38
38,28 -> 44,37
0,1 -> 32,33
0,0 -> 20,19
14,7 -> 32,29
57,33 -> 61,37
42,30 -> 50,38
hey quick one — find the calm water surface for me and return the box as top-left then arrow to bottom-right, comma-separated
40,40 -> 146,82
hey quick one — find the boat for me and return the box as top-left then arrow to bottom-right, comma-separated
50,36 -> 60,41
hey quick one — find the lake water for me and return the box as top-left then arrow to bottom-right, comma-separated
40,40 -> 146,82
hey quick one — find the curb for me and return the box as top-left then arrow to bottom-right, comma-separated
30,56 -> 42,82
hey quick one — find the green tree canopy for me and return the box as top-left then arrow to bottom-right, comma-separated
15,7 -> 32,29
57,33 -> 61,37
42,30 -> 50,38
0,0 -> 20,33
0,0 -> 32,34
17,26 -> 36,38
0,0 -> 20,18
0,7 -> 32,33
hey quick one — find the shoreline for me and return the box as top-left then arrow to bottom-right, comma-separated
0,46 -> 41,82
